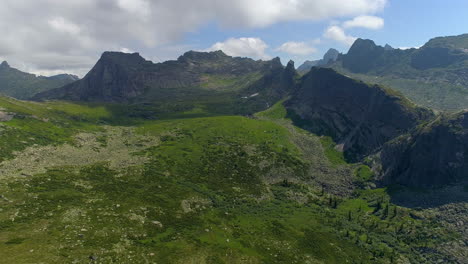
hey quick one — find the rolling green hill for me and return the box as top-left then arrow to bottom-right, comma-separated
0,96 -> 464,263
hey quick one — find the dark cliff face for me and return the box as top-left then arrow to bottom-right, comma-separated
34,52 -> 150,101
381,111 -> 468,187
236,60 -> 298,113
286,68 -> 433,161
34,50 -> 285,103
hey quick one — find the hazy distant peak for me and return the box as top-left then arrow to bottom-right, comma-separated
0,61 -> 10,68
384,44 -> 394,50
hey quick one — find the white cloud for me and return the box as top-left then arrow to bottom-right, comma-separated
0,0 -> 387,75
207,38 -> 270,60
398,46 -> 422,50
119,47 -> 134,53
324,25 -> 357,46
48,17 -> 81,35
221,0 -> 386,27
117,0 -> 151,17
276,41 -> 317,55
343,15 -> 384,30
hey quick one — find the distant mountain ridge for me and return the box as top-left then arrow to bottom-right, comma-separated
327,34 -> 468,111
297,48 -> 340,74
0,61 -> 78,99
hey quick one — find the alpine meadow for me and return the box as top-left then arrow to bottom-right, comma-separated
0,1 -> 466,263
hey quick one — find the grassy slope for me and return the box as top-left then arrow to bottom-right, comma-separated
0,68 -> 75,100
0,97 -> 460,263
328,64 -> 468,111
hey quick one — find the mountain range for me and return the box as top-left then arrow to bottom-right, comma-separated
323,34 -> 468,111
0,33 -> 466,263
32,48 -> 467,189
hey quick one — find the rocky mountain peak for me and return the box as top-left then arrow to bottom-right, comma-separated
178,50 -> 229,62
343,38 -> 385,73
348,38 -> 380,54
0,61 -> 10,68
322,48 -> 340,64
98,51 -> 147,67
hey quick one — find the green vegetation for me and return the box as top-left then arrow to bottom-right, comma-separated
0,98 -> 461,263
0,62 -> 76,99
355,165 -> 374,182
255,99 -> 288,119
339,72 -> 468,111
319,136 -> 346,166
330,36 -> 468,111
425,34 -> 468,50
200,73 -> 262,91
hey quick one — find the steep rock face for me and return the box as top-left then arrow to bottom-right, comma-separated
381,111 -> 468,187
286,68 -> 433,161
34,50 -> 284,103
34,52 -> 152,101
236,60 -> 298,113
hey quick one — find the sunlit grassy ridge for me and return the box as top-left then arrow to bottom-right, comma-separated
0,97 -> 460,263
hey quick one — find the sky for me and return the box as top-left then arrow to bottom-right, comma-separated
0,0 -> 467,77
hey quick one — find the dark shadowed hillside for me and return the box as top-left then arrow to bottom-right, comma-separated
285,67 -> 433,162
381,110 -> 468,187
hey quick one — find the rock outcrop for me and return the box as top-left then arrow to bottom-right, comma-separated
34,52 -> 151,101
381,111 -> 468,187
